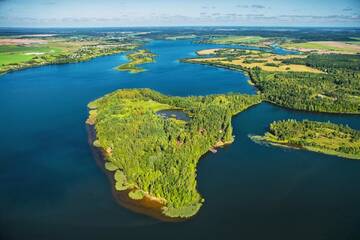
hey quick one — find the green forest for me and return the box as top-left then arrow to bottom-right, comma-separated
116,49 -> 156,73
251,119 -> 360,160
185,51 -> 360,114
87,88 -> 261,218
252,54 -> 360,113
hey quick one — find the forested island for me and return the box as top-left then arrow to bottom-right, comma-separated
86,88 -> 261,219
251,119 -> 360,160
183,49 -> 360,114
116,49 -> 156,73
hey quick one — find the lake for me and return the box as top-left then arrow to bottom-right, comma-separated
0,39 -> 359,240
156,109 -> 191,122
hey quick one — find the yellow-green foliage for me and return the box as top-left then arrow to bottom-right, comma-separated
252,119 -> 360,160
128,190 -> 145,200
87,88 -> 261,218
116,49 -> 156,73
114,170 -> 131,191
184,51 -> 360,114
188,48 -> 321,73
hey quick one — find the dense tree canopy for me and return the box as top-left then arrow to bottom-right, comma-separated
251,119 -> 360,160
87,89 -> 261,218
185,50 -> 360,114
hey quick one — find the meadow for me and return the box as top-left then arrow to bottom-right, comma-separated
184,48 -> 360,114
281,41 -> 360,54
198,35 -> 273,47
193,48 -> 321,73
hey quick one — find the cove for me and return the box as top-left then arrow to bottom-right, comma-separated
0,38 -> 359,240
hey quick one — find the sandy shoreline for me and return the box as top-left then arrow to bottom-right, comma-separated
86,123 -> 183,222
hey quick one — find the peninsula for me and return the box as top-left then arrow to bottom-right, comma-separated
251,119 -> 360,160
0,33 -> 143,75
86,88 -> 261,219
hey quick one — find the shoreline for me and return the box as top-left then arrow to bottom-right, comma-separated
0,49 -> 128,76
86,123 -> 184,222
250,135 -> 360,160
86,116 -> 243,221
182,59 -> 360,116
115,49 -> 156,74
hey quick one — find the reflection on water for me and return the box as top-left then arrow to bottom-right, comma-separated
156,109 -> 190,121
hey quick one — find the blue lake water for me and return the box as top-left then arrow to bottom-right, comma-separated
156,109 -> 191,121
0,39 -> 359,240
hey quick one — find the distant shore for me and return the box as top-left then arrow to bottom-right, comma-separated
251,135 -> 360,160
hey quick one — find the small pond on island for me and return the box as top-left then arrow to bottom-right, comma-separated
156,109 -> 191,121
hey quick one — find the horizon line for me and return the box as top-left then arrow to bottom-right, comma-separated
1,25 -> 360,29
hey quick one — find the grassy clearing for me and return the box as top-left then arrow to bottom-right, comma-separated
188,48 -> 321,73
348,42 -> 360,46
183,49 -> 360,114
196,48 -> 220,55
165,35 -> 197,40
281,41 -> 360,54
0,44 -> 64,65
207,36 -> 268,45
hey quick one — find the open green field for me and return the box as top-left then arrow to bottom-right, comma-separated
281,41 -> 360,54
0,36 -> 139,74
165,35 -> 197,40
205,35 -> 268,45
191,48 -> 321,73
348,41 -> 360,45
0,45 -> 64,65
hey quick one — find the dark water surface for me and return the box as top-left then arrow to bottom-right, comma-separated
156,109 -> 191,121
0,39 -> 359,240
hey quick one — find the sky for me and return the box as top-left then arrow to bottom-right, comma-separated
0,0 -> 359,27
